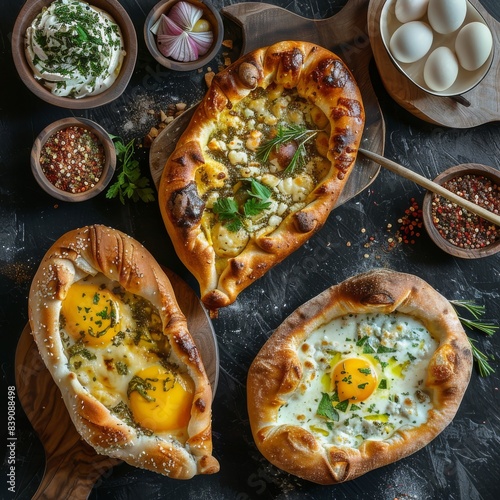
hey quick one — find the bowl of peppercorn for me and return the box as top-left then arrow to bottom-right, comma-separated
31,117 -> 116,202
12,0 -> 137,109
422,163 -> 500,259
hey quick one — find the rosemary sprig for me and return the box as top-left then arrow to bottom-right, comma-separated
451,300 -> 497,376
468,338 -> 495,377
256,124 -> 318,174
450,300 -> 497,335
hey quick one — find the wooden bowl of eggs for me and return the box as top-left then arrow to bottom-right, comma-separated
380,0 -> 494,96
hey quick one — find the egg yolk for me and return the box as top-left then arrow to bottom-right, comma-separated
332,357 -> 378,402
61,282 -> 121,347
128,365 -> 194,433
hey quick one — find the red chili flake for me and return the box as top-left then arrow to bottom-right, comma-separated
430,174 -> 499,249
39,126 -> 106,194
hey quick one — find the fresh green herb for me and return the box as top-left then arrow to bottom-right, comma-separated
468,338 -> 495,377
317,393 -> 339,422
115,361 -> 129,376
358,367 -> 372,375
363,343 -> 375,354
350,403 -> 361,411
106,136 -> 155,204
376,345 -> 397,354
356,336 -> 369,346
335,400 -> 349,412
358,383 -> 369,389
378,379 -> 387,389
111,331 -> 126,347
451,300 -> 497,377
67,341 -> 96,361
127,375 -> 157,402
451,300 -> 498,335
212,178 -> 272,232
256,124 -> 318,174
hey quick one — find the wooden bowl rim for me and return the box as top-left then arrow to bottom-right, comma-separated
144,0 -> 224,71
379,0 -> 495,98
422,163 -> 500,259
11,0 -> 138,109
31,117 -> 116,202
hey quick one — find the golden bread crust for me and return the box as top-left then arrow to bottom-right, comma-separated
247,269 -> 472,484
28,224 -> 219,479
158,41 -> 365,312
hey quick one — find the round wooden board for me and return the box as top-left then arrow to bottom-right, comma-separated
150,0 -> 386,206
368,0 -> 500,127
15,268 -> 218,499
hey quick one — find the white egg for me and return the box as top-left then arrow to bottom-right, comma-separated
389,21 -> 433,63
427,0 -> 467,34
423,46 -> 459,91
395,0 -> 429,23
455,22 -> 493,71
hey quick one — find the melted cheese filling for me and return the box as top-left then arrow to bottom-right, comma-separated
199,85 -> 331,262
277,312 -> 438,448
59,275 -> 193,440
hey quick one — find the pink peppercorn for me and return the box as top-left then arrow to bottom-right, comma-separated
431,174 -> 499,249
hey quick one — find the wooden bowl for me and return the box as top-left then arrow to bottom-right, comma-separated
144,0 -> 224,71
31,117 -> 116,202
379,0 -> 494,97
12,0 -> 137,109
422,163 -> 500,259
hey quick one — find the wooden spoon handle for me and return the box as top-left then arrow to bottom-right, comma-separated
358,148 -> 500,227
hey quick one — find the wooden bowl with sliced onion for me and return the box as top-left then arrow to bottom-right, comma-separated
144,0 -> 224,71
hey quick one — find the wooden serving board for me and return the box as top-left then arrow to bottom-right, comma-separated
150,0 -> 385,206
368,0 -> 500,127
15,268 -> 218,499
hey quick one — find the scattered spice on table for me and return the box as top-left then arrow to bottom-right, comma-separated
39,126 -> 105,193
386,198 -> 423,250
430,174 -> 499,249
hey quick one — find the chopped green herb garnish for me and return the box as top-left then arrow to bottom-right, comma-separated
317,393 -> 339,422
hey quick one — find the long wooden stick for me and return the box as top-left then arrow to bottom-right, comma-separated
359,148 -> 500,227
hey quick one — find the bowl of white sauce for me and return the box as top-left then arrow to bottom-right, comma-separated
12,0 -> 137,108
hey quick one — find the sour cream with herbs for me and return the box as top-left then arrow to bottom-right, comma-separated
25,0 -> 125,98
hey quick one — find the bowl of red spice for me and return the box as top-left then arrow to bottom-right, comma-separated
31,117 -> 116,202
144,0 -> 223,71
422,163 -> 500,259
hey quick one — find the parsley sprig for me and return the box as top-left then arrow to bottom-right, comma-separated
451,300 -> 498,377
212,178 -> 272,232
106,136 -> 155,204
256,124 -> 318,174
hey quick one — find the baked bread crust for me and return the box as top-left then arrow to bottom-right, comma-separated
247,269 -> 472,484
158,41 -> 365,312
28,224 -> 219,479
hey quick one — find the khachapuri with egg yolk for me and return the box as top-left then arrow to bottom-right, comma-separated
247,269 -> 472,484
28,225 -> 219,479
159,41 -> 365,315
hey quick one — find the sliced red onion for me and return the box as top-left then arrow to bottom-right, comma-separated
188,30 -> 213,56
157,32 -> 200,62
168,1 -> 203,31
154,2 -> 214,62
157,14 -> 183,37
